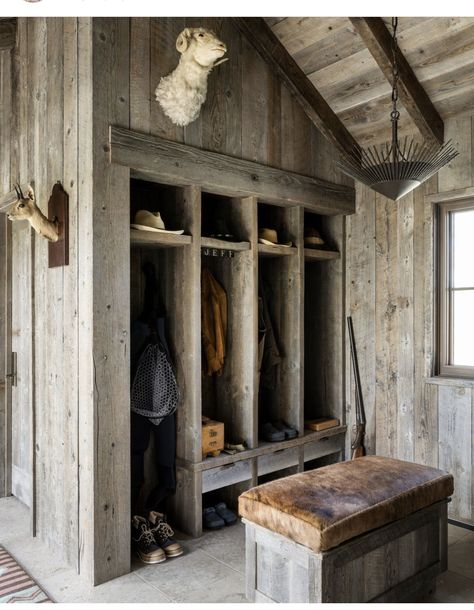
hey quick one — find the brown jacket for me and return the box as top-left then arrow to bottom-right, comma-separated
201,268 -> 227,375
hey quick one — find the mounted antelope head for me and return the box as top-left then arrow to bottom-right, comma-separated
8,184 -> 59,243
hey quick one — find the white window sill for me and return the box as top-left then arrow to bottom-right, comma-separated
425,376 -> 474,388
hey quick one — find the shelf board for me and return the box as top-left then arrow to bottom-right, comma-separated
201,237 -> 250,251
304,248 -> 340,261
258,243 -> 297,258
178,425 -> 347,472
130,229 -> 192,248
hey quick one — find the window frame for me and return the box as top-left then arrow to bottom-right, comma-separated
438,199 -> 474,378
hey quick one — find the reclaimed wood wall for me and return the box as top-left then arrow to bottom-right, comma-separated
346,113 -> 474,523
0,18 -> 91,570
89,16 -> 350,584
0,49 -> 11,498
0,16 -> 350,585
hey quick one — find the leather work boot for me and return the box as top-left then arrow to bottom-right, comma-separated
131,515 -> 166,564
148,511 -> 184,558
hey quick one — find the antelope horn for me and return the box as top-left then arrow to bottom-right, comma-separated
14,184 -> 20,200
17,184 -> 25,199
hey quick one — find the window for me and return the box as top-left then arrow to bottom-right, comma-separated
438,200 -> 474,378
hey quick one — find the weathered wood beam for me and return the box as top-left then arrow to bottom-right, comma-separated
0,19 -> 16,51
233,17 -> 360,160
349,17 -> 444,146
110,126 -> 355,215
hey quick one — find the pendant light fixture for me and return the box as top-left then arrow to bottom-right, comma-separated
337,18 -> 458,201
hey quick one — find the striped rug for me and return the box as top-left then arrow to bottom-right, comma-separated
0,546 -> 52,603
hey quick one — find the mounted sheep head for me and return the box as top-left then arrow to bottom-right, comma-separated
155,27 -> 228,127
8,184 -> 59,243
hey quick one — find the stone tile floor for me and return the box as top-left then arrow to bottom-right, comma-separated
1,495 -> 474,603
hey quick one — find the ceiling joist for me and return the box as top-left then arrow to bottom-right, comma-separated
349,17 -> 444,146
233,17 -> 360,160
0,18 -> 17,51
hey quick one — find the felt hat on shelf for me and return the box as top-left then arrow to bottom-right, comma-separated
304,227 -> 325,248
131,210 -> 184,234
258,228 -> 292,247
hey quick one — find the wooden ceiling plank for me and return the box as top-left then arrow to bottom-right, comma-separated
271,17 -> 347,56
0,18 -> 16,50
349,17 -> 444,145
308,18 -> 474,118
293,22 -> 363,76
233,17 -> 359,160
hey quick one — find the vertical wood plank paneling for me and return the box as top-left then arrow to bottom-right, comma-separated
438,117 -> 472,191
396,192 -> 415,461
374,193 -> 398,457
130,18 -> 151,133
62,17 -> 79,570
0,49 -> 11,497
347,184 -> 376,455
91,17 -> 131,585
149,17 -> 184,142
417,383 -> 438,468
77,15 -> 94,582
241,35 -> 272,164
30,17 -> 49,535
438,385 -> 471,520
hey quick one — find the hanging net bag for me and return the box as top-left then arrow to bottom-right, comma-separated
131,343 -> 180,425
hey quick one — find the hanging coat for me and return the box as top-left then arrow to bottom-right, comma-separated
201,268 -> 227,376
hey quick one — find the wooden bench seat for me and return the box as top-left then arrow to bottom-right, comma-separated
239,456 -> 454,603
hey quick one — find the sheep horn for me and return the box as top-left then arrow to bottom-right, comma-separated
213,57 -> 229,67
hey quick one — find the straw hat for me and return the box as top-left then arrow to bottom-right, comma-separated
258,228 -> 292,247
131,210 -> 184,234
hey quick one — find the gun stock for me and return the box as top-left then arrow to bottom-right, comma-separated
351,423 -> 366,459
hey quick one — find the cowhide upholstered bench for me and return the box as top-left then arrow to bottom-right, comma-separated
238,456 -> 453,603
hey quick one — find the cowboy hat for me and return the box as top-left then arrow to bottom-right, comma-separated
131,210 -> 184,234
258,228 -> 292,248
304,227 -> 325,248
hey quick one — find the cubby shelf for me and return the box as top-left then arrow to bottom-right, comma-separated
130,229 -> 192,248
130,180 -> 346,538
258,243 -> 297,257
304,248 -> 340,261
201,236 -> 250,251
178,425 -> 347,472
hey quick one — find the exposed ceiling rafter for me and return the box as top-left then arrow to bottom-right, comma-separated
233,17 -> 360,160
349,17 -> 444,146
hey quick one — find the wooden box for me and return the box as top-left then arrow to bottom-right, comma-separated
202,418 -> 224,459
244,500 -> 448,603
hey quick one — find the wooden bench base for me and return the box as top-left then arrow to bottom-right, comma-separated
244,500 -> 448,603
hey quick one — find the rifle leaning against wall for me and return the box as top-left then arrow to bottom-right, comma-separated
347,316 -> 366,459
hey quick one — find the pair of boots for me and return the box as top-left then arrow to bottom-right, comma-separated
132,511 -> 183,564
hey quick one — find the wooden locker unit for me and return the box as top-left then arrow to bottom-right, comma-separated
130,178 -> 347,537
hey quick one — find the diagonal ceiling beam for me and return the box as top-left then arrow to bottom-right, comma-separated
233,17 -> 360,160
0,18 -> 17,51
349,17 -> 444,146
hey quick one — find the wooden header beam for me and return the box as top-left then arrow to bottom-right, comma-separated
0,19 -> 17,51
350,17 -> 444,146
233,17 -> 360,160
110,126 -> 355,215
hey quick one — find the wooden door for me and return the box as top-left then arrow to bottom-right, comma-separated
9,221 -> 33,507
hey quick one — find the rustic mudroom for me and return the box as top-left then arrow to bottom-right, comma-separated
0,10 -> 474,604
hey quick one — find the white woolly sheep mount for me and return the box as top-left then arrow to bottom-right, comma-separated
155,27 -> 228,127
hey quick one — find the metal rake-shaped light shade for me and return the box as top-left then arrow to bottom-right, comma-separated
337,17 -> 459,201
337,137 -> 459,201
